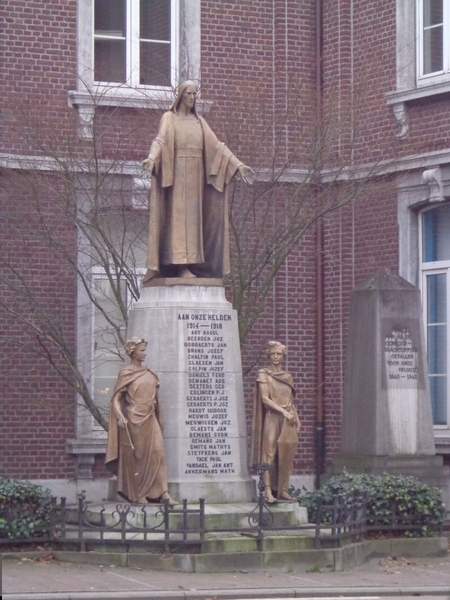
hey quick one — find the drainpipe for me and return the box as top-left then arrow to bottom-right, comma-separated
315,0 -> 325,490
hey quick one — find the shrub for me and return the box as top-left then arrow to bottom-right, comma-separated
0,477 -> 53,540
296,471 -> 446,537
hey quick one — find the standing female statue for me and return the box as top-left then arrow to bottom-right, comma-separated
142,80 -> 253,281
250,341 -> 301,503
105,337 -> 177,505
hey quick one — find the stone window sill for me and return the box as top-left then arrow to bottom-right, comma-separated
435,432 -> 450,455
66,437 -> 107,479
386,80 -> 450,105
68,88 -> 174,111
386,81 -> 450,139
68,89 -> 212,139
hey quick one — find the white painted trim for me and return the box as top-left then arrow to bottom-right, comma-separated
419,202 -> 450,430
72,0 -> 200,136
397,167 -> 450,442
91,0 -> 178,88
396,0 -> 416,92
68,87 -> 212,112
89,267 -> 146,433
386,80 -> 450,104
0,153 -> 144,175
389,0 -> 450,135
5,147 -> 450,183
76,0 -> 198,96
416,0 -> 450,82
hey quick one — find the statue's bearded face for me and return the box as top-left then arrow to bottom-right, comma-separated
181,85 -> 197,110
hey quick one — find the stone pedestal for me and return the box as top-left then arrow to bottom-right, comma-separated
126,283 -> 254,503
331,269 -> 450,509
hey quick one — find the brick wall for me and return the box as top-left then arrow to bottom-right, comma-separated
1,0 -> 448,484
1,0 -> 77,155
0,181 -> 77,479
321,180 -> 399,465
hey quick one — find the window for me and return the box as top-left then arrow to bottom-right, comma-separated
70,0 -> 200,123
74,204 -> 148,446
421,203 -> 450,427
94,0 -> 178,88
91,268 -> 144,427
417,0 -> 450,83
387,0 -> 450,131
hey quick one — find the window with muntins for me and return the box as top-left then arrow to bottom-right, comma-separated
91,268 -> 145,428
421,203 -> 450,427
94,0 -> 178,88
417,0 -> 450,83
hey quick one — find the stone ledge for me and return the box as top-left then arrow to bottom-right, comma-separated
3,536 -> 447,574
144,277 -> 223,287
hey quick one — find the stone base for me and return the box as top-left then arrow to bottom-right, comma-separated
30,478 -> 110,504
167,477 -> 255,504
143,277 -> 223,287
126,284 -> 254,503
108,476 -> 255,504
76,495 -> 309,534
32,537 -> 448,573
330,454 -> 450,511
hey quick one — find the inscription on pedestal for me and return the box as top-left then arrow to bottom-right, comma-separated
179,311 -> 236,477
384,327 -> 419,454
384,328 -> 419,389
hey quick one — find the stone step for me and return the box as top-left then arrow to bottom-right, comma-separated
59,530 -> 318,554
66,501 -> 308,532
202,531 -> 316,553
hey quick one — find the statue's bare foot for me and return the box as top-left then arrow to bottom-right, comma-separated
264,487 -> 276,504
278,490 -> 295,501
179,266 -> 197,278
160,491 -> 178,507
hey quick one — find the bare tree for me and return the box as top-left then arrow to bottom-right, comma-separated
1,87 -> 154,429
0,75 -> 402,428
212,75 -> 401,345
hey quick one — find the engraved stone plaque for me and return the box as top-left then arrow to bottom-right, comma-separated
384,328 -> 419,453
126,284 -> 254,503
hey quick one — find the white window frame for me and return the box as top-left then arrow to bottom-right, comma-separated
416,0 -> 450,85
419,205 -> 450,430
397,165 -> 450,454
70,0 -> 201,117
386,0 -> 450,129
93,0 -> 179,91
90,266 -> 146,432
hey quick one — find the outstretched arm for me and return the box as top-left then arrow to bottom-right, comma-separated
142,157 -> 154,174
237,164 -> 255,185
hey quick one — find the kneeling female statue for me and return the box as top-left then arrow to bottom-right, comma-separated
105,337 -> 177,506
250,341 -> 301,503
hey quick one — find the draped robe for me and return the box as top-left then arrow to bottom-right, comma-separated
250,369 -> 300,495
105,366 -> 169,503
144,111 -> 242,281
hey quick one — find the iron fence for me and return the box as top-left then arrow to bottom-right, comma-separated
0,465 -> 444,551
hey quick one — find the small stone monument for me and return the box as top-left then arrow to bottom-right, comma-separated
332,268 -> 450,509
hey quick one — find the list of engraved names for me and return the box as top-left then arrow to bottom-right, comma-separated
180,311 -> 236,477
384,328 -> 419,389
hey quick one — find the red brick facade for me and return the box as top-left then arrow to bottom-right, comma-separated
1,0 -> 449,492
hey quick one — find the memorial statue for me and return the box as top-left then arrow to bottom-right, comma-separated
142,80 -> 254,281
105,337 -> 177,506
250,341 -> 300,503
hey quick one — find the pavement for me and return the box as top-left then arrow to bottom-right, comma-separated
2,551 -> 450,600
